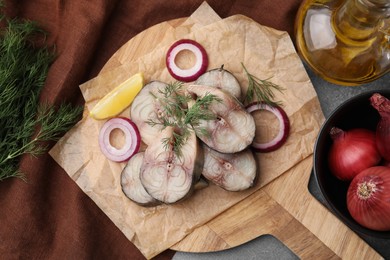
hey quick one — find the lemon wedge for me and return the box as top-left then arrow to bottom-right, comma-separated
90,72 -> 144,120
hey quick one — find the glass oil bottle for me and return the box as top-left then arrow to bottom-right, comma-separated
295,0 -> 390,86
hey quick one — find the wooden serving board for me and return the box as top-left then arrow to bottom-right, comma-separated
99,17 -> 382,260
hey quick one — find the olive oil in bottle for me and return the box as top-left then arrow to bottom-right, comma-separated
295,0 -> 390,86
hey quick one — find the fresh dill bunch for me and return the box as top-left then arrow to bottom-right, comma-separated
147,82 -> 221,157
241,62 -> 284,107
161,129 -> 190,159
0,13 -> 83,181
0,104 -> 83,163
185,92 -> 221,127
159,81 -> 191,127
146,82 -> 190,129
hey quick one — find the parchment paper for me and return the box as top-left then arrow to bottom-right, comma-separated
50,2 -> 325,259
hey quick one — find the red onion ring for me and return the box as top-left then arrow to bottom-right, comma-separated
98,117 -> 141,162
246,102 -> 290,152
166,39 -> 208,82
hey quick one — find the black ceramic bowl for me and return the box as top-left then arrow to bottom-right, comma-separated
314,89 -> 390,239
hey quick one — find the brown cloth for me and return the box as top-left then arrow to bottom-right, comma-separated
0,0 -> 302,259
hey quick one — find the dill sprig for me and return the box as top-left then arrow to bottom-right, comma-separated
146,81 -> 189,128
184,92 -> 220,127
161,130 -> 188,159
0,13 -> 83,181
147,82 -> 220,157
241,62 -> 284,106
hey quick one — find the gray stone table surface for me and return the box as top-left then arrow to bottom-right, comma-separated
173,67 -> 390,260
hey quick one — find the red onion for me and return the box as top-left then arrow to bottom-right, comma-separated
347,166 -> 390,231
370,93 -> 390,161
246,102 -> 290,152
166,39 -> 208,82
328,127 -> 381,181
98,117 -> 141,162
382,160 -> 390,167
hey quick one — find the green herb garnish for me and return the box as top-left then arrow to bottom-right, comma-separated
0,12 -> 83,181
184,92 -> 219,127
147,82 -> 220,157
147,81 -> 190,128
241,62 -> 284,106
161,129 -> 188,159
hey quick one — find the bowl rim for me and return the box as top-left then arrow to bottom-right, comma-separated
313,89 -> 390,239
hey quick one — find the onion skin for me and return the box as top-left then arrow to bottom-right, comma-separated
166,39 -> 208,82
382,160 -> 390,167
246,102 -> 290,153
347,166 -> 390,231
98,117 -> 141,162
328,127 -> 381,181
370,93 -> 390,161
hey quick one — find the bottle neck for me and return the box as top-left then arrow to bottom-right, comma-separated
334,0 -> 390,41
